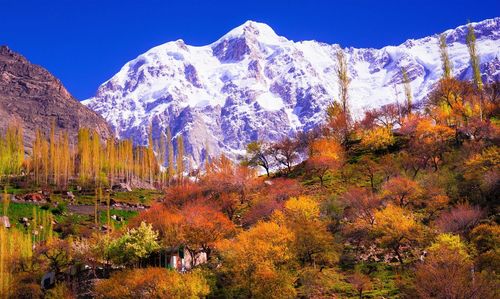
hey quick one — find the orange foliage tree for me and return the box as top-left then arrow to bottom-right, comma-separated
414,234 -> 497,299
306,138 -> 344,186
94,267 -> 210,298
217,221 -> 297,299
180,202 -> 235,264
380,176 -> 422,208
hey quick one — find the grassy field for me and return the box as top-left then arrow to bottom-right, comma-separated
2,199 -> 140,232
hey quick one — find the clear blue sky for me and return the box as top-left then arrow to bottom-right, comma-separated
1,0 -> 498,100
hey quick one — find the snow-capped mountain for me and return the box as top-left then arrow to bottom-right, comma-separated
83,18 -> 500,167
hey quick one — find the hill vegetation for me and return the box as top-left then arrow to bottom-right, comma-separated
0,23 -> 498,298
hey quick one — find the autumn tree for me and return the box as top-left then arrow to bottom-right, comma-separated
470,223 -> 500,272
176,134 -> 185,184
242,178 -> 303,226
417,182 -> 450,221
336,48 -> 350,114
156,131 -> 167,185
91,130 -> 101,185
94,267 -> 210,298
356,156 -> 381,192
217,221 -> 297,299
360,126 -> 395,152
245,141 -> 272,177
165,127 -> 175,184
414,234 -> 497,299
277,196 -> 337,267
306,138 -> 344,186
361,103 -> 401,130
36,238 -> 73,276
372,204 -> 425,265
328,48 -> 353,147
271,137 -> 298,174
348,271 -> 372,299
146,125 -> 155,184
435,203 -> 483,237
0,123 -> 25,178
439,33 -> 452,79
49,120 -> 56,184
401,67 -> 413,115
103,138 -> 116,187
78,128 -> 92,185
0,227 -> 33,297
180,202 -> 235,264
131,203 -> 184,248
341,187 -> 382,226
203,155 -> 257,219
405,117 -> 455,172
466,22 -> 483,92
2,187 -> 9,216
463,146 -> 499,206
380,176 -> 422,208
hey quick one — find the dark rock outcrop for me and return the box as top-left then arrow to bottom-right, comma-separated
0,46 -> 112,149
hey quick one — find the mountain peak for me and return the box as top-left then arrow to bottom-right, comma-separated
211,21 -> 287,62
216,20 -> 285,45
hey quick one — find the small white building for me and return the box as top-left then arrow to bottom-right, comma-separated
0,216 -> 11,229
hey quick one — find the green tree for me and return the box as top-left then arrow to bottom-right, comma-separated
109,222 -> 160,267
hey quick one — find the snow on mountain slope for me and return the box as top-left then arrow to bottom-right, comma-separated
83,18 -> 500,167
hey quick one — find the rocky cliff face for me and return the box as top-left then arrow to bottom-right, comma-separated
0,46 -> 112,149
83,18 -> 500,167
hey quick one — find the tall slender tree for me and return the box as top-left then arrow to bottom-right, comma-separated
334,48 -> 352,146
336,48 -> 350,114
402,67 -> 413,115
466,22 -> 483,91
466,22 -> 484,121
91,130 -> 101,185
176,134 -> 184,184
78,128 -> 91,185
439,33 -> 453,79
49,120 -> 56,184
158,131 -> 167,185
167,127 -> 175,182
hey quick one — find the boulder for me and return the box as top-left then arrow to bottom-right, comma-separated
112,183 -> 132,192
